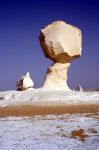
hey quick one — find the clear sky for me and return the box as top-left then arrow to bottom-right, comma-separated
0,0 -> 99,91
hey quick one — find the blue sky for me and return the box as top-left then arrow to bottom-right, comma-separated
0,0 -> 99,90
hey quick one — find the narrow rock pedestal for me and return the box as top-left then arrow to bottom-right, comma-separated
43,62 -> 71,90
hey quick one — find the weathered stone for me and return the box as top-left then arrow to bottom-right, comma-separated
39,21 -> 82,63
39,21 -> 82,91
17,72 -> 34,91
43,62 -> 70,90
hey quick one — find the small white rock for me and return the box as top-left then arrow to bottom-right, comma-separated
17,72 -> 34,91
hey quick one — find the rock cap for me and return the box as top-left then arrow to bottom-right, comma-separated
39,20 -> 82,63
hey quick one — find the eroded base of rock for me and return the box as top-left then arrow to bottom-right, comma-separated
42,62 -> 71,91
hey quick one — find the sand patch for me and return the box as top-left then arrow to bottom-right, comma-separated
71,129 -> 88,142
0,104 -> 99,117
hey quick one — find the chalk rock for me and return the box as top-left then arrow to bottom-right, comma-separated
39,21 -> 82,63
43,62 -> 70,90
17,72 -> 34,91
78,85 -> 83,92
39,21 -> 82,91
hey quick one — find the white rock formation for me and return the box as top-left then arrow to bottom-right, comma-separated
39,21 -> 82,91
16,72 -> 34,91
43,63 -> 70,90
78,85 -> 83,92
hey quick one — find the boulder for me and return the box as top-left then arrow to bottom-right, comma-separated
17,72 -> 34,91
39,21 -> 82,63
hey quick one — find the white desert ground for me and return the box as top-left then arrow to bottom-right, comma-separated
0,89 -> 99,116
0,89 -> 99,150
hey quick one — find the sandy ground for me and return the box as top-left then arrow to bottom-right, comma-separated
0,104 -> 99,117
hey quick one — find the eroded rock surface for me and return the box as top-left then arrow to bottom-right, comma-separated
39,21 -> 82,90
39,21 -> 82,63
17,72 -> 34,91
43,62 -> 70,90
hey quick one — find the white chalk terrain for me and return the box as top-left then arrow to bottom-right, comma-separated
0,89 -> 99,150
0,89 -> 99,107
0,113 -> 99,150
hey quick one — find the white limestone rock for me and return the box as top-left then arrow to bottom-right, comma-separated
39,21 -> 82,91
17,72 -> 34,91
78,85 -> 83,92
39,20 -> 82,63
43,62 -> 71,91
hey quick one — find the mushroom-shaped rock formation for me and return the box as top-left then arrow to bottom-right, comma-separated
39,21 -> 82,91
17,72 -> 34,91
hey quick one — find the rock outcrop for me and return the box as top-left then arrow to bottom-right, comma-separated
39,21 -> 82,91
17,72 -> 34,91
78,85 -> 83,92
